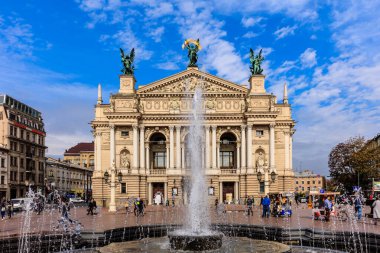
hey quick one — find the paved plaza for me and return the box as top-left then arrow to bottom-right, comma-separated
0,204 -> 379,238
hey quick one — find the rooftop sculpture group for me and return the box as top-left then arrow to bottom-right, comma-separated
119,41 -> 265,76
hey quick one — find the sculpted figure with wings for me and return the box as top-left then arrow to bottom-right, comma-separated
249,48 -> 264,75
120,48 -> 135,75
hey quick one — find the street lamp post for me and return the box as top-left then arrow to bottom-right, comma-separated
103,162 -> 123,212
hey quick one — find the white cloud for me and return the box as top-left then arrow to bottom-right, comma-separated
147,26 -> 165,42
274,25 -> 297,39
145,2 -> 174,18
241,17 -> 263,28
300,48 -> 317,68
242,31 -> 259,38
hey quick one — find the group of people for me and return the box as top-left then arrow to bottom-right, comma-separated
0,198 -> 13,220
124,198 -> 145,216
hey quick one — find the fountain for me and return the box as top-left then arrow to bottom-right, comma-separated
168,86 -> 224,251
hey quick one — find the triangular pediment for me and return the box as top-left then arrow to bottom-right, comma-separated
137,68 -> 248,94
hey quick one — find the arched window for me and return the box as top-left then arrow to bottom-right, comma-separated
219,132 -> 237,169
149,133 -> 167,170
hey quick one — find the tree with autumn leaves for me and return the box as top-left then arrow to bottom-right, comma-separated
328,136 -> 380,192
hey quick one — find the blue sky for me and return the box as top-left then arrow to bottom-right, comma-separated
1,0 -> 379,175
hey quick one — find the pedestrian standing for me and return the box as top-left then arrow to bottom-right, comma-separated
7,201 -> 13,219
247,196 -> 254,216
262,195 -> 271,218
372,196 -> 380,225
0,200 -> 6,220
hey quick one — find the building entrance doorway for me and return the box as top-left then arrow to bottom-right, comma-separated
10,188 -> 17,199
222,182 -> 235,204
152,183 -> 164,205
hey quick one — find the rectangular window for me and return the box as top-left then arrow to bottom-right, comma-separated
260,182 -> 265,193
121,131 -> 129,137
121,183 -> 127,194
295,181 -> 298,184
20,172 -> 23,182
220,151 -> 234,168
312,180 -> 315,184
26,132 -> 30,141
302,181 -> 304,184
1,158 -> 4,168
307,181 -> 310,184
1,176 -> 4,184
20,130 -> 24,139
256,130 -> 264,137
318,180 -> 321,184
153,152 -> 166,168
20,158 -> 24,168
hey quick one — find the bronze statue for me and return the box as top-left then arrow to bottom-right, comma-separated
182,39 -> 202,67
249,48 -> 264,75
120,48 -> 135,75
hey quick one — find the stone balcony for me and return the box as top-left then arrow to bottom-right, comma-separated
150,169 -> 166,175
220,168 -> 237,174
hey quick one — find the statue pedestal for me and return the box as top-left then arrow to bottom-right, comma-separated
119,75 -> 136,94
249,75 -> 266,94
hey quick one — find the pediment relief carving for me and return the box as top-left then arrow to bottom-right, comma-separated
137,70 -> 247,94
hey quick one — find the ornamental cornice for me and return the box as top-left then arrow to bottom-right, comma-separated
140,114 -> 244,121
245,113 -> 278,119
105,114 -> 141,120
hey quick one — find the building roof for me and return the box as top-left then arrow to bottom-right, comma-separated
294,169 -> 323,178
64,142 -> 94,155
0,94 -> 41,118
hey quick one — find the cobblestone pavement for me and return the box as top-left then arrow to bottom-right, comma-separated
0,204 -> 379,237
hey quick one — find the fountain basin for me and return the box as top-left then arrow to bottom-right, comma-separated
168,233 -> 223,251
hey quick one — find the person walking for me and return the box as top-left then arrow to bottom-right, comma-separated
355,196 -> 363,220
262,195 -> 271,218
324,197 -> 332,222
247,196 -> 254,216
87,199 -> 94,215
372,196 -> 380,225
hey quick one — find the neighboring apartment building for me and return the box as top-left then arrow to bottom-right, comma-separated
46,157 -> 93,199
0,145 -> 8,199
63,142 -> 94,169
0,94 -> 46,199
294,170 -> 326,193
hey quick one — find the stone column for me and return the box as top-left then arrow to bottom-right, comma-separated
290,132 -> 293,171
109,124 -> 115,168
202,145 -> 205,169
176,126 -> 181,169
166,146 -> 170,169
284,130 -> 290,170
95,132 -> 102,172
237,145 -> 240,172
247,124 -> 253,173
169,126 -> 174,169
181,145 -> 185,171
241,125 -> 246,172
164,182 -> 168,203
145,146 -> 150,173
219,181 -> 223,203
269,123 -> 276,171
140,126 -> 145,173
234,182 -> 239,204
132,125 -> 139,172
212,126 -> 217,169
217,144 -> 220,169
148,182 -> 152,205
205,125 -> 210,169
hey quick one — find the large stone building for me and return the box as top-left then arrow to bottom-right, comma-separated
0,94 -> 46,199
63,142 -> 95,169
294,170 -> 326,193
46,157 -> 93,199
92,67 -> 295,206
0,145 -> 9,199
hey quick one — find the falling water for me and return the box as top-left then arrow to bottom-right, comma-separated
185,86 -> 211,234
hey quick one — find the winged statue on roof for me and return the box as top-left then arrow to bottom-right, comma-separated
249,48 -> 264,75
120,48 -> 135,75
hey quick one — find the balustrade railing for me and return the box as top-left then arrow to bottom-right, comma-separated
150,168 -> 166,175
220,168 -> 237,174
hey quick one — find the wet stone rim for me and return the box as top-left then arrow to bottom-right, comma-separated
168,233 -> 223,251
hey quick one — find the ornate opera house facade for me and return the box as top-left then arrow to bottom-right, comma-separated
91,66 -> 295,206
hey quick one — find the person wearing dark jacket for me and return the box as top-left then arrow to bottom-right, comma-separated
247,196 -> 254,216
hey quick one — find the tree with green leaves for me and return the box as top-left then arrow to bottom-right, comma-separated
329,136 -> 380,192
